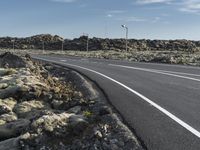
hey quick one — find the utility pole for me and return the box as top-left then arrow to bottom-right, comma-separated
61,40 -> 64,53
42,41 -> 45,54
121,25 -> 129,56
29,37 -> 32,50
87,35 -> 89,52
83,33 -> 89,52
11,39 -> 15,51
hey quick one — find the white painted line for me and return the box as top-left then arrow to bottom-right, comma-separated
36,57 -> 200,138
127,66 -> 200,77
81,59 -> 88,61
132,61 -> 200,70
110,64 -> 200,82
60,59 -> 66,62
153,69 -> 200,77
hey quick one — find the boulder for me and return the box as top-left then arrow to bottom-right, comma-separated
0,83 -> 9,89
0,52 -> 26,68
68,115 -> 88,135
0,137 -> 20,150
67,106 -> 81,114
31,112 -> 72,132
0,98 -> 16,115
0,119 -> 30,140
0,112 -> 18,124
13,100 -> 50,119
0,85 -> 21,99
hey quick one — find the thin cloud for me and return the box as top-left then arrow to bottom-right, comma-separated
136,0 -> 174,4
179,0 -> 200,14
51,0 -> 77,3
106,10 -> 125,19
116,16 -> 147,22
107,10 -> 126,14
107,14 -> 113,18
152,16 -> 161,23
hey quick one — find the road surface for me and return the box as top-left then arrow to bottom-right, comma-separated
33,55 -> 200,150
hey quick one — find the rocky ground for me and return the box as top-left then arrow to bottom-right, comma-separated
1,34 -> 200,52
0,52 -> 143,150
1,34 -> 200,66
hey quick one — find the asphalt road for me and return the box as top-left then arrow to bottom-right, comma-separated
33,55 -> 200,150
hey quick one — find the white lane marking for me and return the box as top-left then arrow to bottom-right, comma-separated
81,59 -> 88,61
109,64 -> 200,82
60,59 -> 66,62
36,57 -> 200,138
153,69 -> 200,77
132,61 -> 200,70
125,66 -> 200,77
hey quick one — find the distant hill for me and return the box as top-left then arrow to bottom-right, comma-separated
0,34 -> 200,52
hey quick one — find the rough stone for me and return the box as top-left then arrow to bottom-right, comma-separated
0,98 -> 16,115
0,83 -> 9,89
52,99 -> 64,109
13,100 -> 50,119
31,112 -> 72,132
68,115 -> 88,135
98,106 -> 111,116
0,85 -> 22,99
94,130 -> 103,139
0,119 -> 30,140
0,52 -> 26,68
67,106 -> 81,114
0,112 -> 18,123
0,137 -> 20,150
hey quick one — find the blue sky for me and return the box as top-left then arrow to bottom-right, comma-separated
0,0 -> 200,40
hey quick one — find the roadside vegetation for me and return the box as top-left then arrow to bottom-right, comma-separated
1,49 -> 200,66
0,52 -> 143,150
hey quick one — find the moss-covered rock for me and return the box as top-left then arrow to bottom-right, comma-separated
13,100 -> 50,119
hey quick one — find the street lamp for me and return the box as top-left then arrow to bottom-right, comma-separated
121,25 -> 128,54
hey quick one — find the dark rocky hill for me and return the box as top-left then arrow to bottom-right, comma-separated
0,34 -> 200,52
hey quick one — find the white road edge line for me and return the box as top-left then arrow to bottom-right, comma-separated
109,64 -> 200,82
36,57 -> 200,138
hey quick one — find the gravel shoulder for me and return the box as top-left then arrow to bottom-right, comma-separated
0,52 -> 144,150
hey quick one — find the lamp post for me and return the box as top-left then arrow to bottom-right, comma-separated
121,25 -> 128,55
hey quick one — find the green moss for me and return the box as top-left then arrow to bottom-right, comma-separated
0,120 -> 6,125
4,69 -> 17,75
83,111 -> 93,118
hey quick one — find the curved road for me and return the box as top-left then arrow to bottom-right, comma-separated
34,55 -> 200,150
